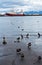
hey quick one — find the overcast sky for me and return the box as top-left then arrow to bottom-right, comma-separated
0,0 -> 42,12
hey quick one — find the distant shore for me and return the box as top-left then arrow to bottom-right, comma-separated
0,14 -> 42,16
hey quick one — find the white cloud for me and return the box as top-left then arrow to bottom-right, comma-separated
26,0 -> 42,11
0,0 -> 42,11
30,0 -> 42,5
15,5 -> 32,12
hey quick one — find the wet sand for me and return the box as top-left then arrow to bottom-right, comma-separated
0,16 -> 42,65
0,35 -> 42,65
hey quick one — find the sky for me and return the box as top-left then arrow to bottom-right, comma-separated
0,0 -> 42,12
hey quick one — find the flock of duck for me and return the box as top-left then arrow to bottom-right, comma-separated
2,32 -> 41,64
1,23 -> 41,64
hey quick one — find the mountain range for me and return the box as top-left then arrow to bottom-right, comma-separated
24,11 -> 42,15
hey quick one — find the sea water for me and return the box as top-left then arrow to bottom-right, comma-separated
0,16 -> 42,37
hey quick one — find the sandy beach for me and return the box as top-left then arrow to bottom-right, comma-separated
0,35 -> 42,65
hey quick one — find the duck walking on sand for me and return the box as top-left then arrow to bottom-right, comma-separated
28,42 -> 31,49
33,56 -> 42,64
26,34 -> 29,38
16,48 -> 21,54
2,37 -> 7,45
21,34 -> 23,39
37,56 -> 42,63
38,33 -> 40,38
17,37 -> 20,42
20,53 -> 24,60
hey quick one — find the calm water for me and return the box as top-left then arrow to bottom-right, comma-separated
0,16 -> 42,37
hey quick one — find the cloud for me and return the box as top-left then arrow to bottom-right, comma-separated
0,0 -> 42,12
30,0 -> 42,5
